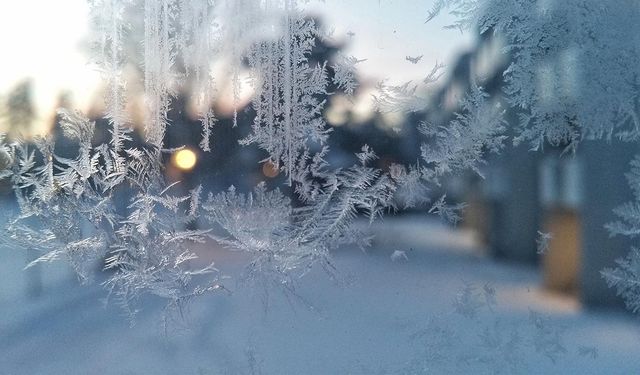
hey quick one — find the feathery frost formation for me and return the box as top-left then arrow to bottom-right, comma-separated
0,0 -> 509,320
430,0 -> 640,148
429,0 -> 640,316
405,283 -> 571,373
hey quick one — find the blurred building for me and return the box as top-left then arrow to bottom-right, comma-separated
436,26 -> 635,309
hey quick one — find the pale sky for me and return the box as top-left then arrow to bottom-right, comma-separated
306,0 -> 474,84
0,0 -> 100,132
0,0 -> 473,133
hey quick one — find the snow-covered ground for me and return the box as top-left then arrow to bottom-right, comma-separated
1,213 -> 640,374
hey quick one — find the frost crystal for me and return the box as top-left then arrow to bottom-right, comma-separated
332,54 -> 365,96
390,250 -> 408,262
424,0 -> 640,319
429,195 -> 466,226
242,1 -> 329,182
407,283 -> 572,374
428,0 -> 640,149
143,0 -> 177,149
0,0 -> 519,322
536,231 -> 553,255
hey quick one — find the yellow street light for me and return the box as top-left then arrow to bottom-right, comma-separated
173,149 -> 197,171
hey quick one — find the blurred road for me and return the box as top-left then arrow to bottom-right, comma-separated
1,212 -> 640,374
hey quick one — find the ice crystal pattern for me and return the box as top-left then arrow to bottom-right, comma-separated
428,0 -> 640,317
405,284 -> 571,374
0,0 -> 507,320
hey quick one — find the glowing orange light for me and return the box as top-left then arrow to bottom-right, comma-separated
262,161 -> 279,178
173,149 -> 197,171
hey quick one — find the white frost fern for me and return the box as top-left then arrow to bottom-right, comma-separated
0,0 -> 514,322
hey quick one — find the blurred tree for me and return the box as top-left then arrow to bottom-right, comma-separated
1,79 -> 35,139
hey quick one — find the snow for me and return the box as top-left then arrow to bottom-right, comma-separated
2,213 -> 640,374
